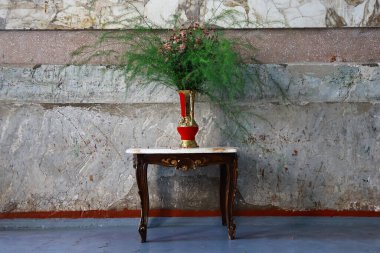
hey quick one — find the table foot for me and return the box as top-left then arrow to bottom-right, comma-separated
228,222 -> 236,240
138,224 -> 147,243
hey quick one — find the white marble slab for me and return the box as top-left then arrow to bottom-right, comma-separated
126,147 -> 238,154
1,0 -> 380,29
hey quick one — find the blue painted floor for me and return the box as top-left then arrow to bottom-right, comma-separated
0,217 -> 379,253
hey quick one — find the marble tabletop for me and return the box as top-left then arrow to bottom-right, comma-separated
126,147 -> 238,154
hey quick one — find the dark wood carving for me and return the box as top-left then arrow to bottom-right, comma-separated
133,152 -> 238,242
161,157 -> 209,171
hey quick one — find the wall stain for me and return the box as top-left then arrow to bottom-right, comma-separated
345,0 -> 365,7
367,0 -> 380,26
178,0 -> 205,22
224,0 -> 250,17
356,103 -> 372,114
0,17 -> 6,29
326,8 -> 347,27
362,63 -> 379,67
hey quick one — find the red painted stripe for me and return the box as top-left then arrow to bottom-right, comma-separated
235,210 -> 380,217
179,92 -> 186,117
0,209 -> 379,219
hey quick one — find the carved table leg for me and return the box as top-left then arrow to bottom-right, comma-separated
220,164 -> 227,226
226,155 -> 238,240
135,154 -> 149,243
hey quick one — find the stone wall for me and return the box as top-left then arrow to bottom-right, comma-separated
1,63 -> 379,212
0,1 -> 379,214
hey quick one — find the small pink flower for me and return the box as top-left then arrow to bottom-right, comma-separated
179,43 -> 186,52
162,42 -> 171,51
179,30 -> 186,37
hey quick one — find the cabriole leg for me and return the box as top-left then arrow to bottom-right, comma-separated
135,155 -> 149,242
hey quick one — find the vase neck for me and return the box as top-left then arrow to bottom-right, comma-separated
178,90 -> 195,121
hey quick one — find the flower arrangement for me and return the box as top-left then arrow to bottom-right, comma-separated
151,21 -> 243,94
72,11 -> 260,145
118,19 -> 249,103
73,11 -> 254,104
160,22 -> 217,90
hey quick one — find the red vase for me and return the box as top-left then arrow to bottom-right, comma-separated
177,90 -> 199,148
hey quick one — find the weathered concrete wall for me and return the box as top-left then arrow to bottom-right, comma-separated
1,64 -> 379,212
0,0 -> 379,29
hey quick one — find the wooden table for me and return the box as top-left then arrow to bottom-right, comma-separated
126,147 -> 238,242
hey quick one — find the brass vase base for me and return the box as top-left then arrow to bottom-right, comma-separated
180,140 -> 199,148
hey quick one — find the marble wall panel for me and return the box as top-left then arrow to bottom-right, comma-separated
1,63 -> 380,212
2,64 -> 380,104
0,0 -> 379,29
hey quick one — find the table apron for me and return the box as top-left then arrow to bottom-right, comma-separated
134,153 -> 237,171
